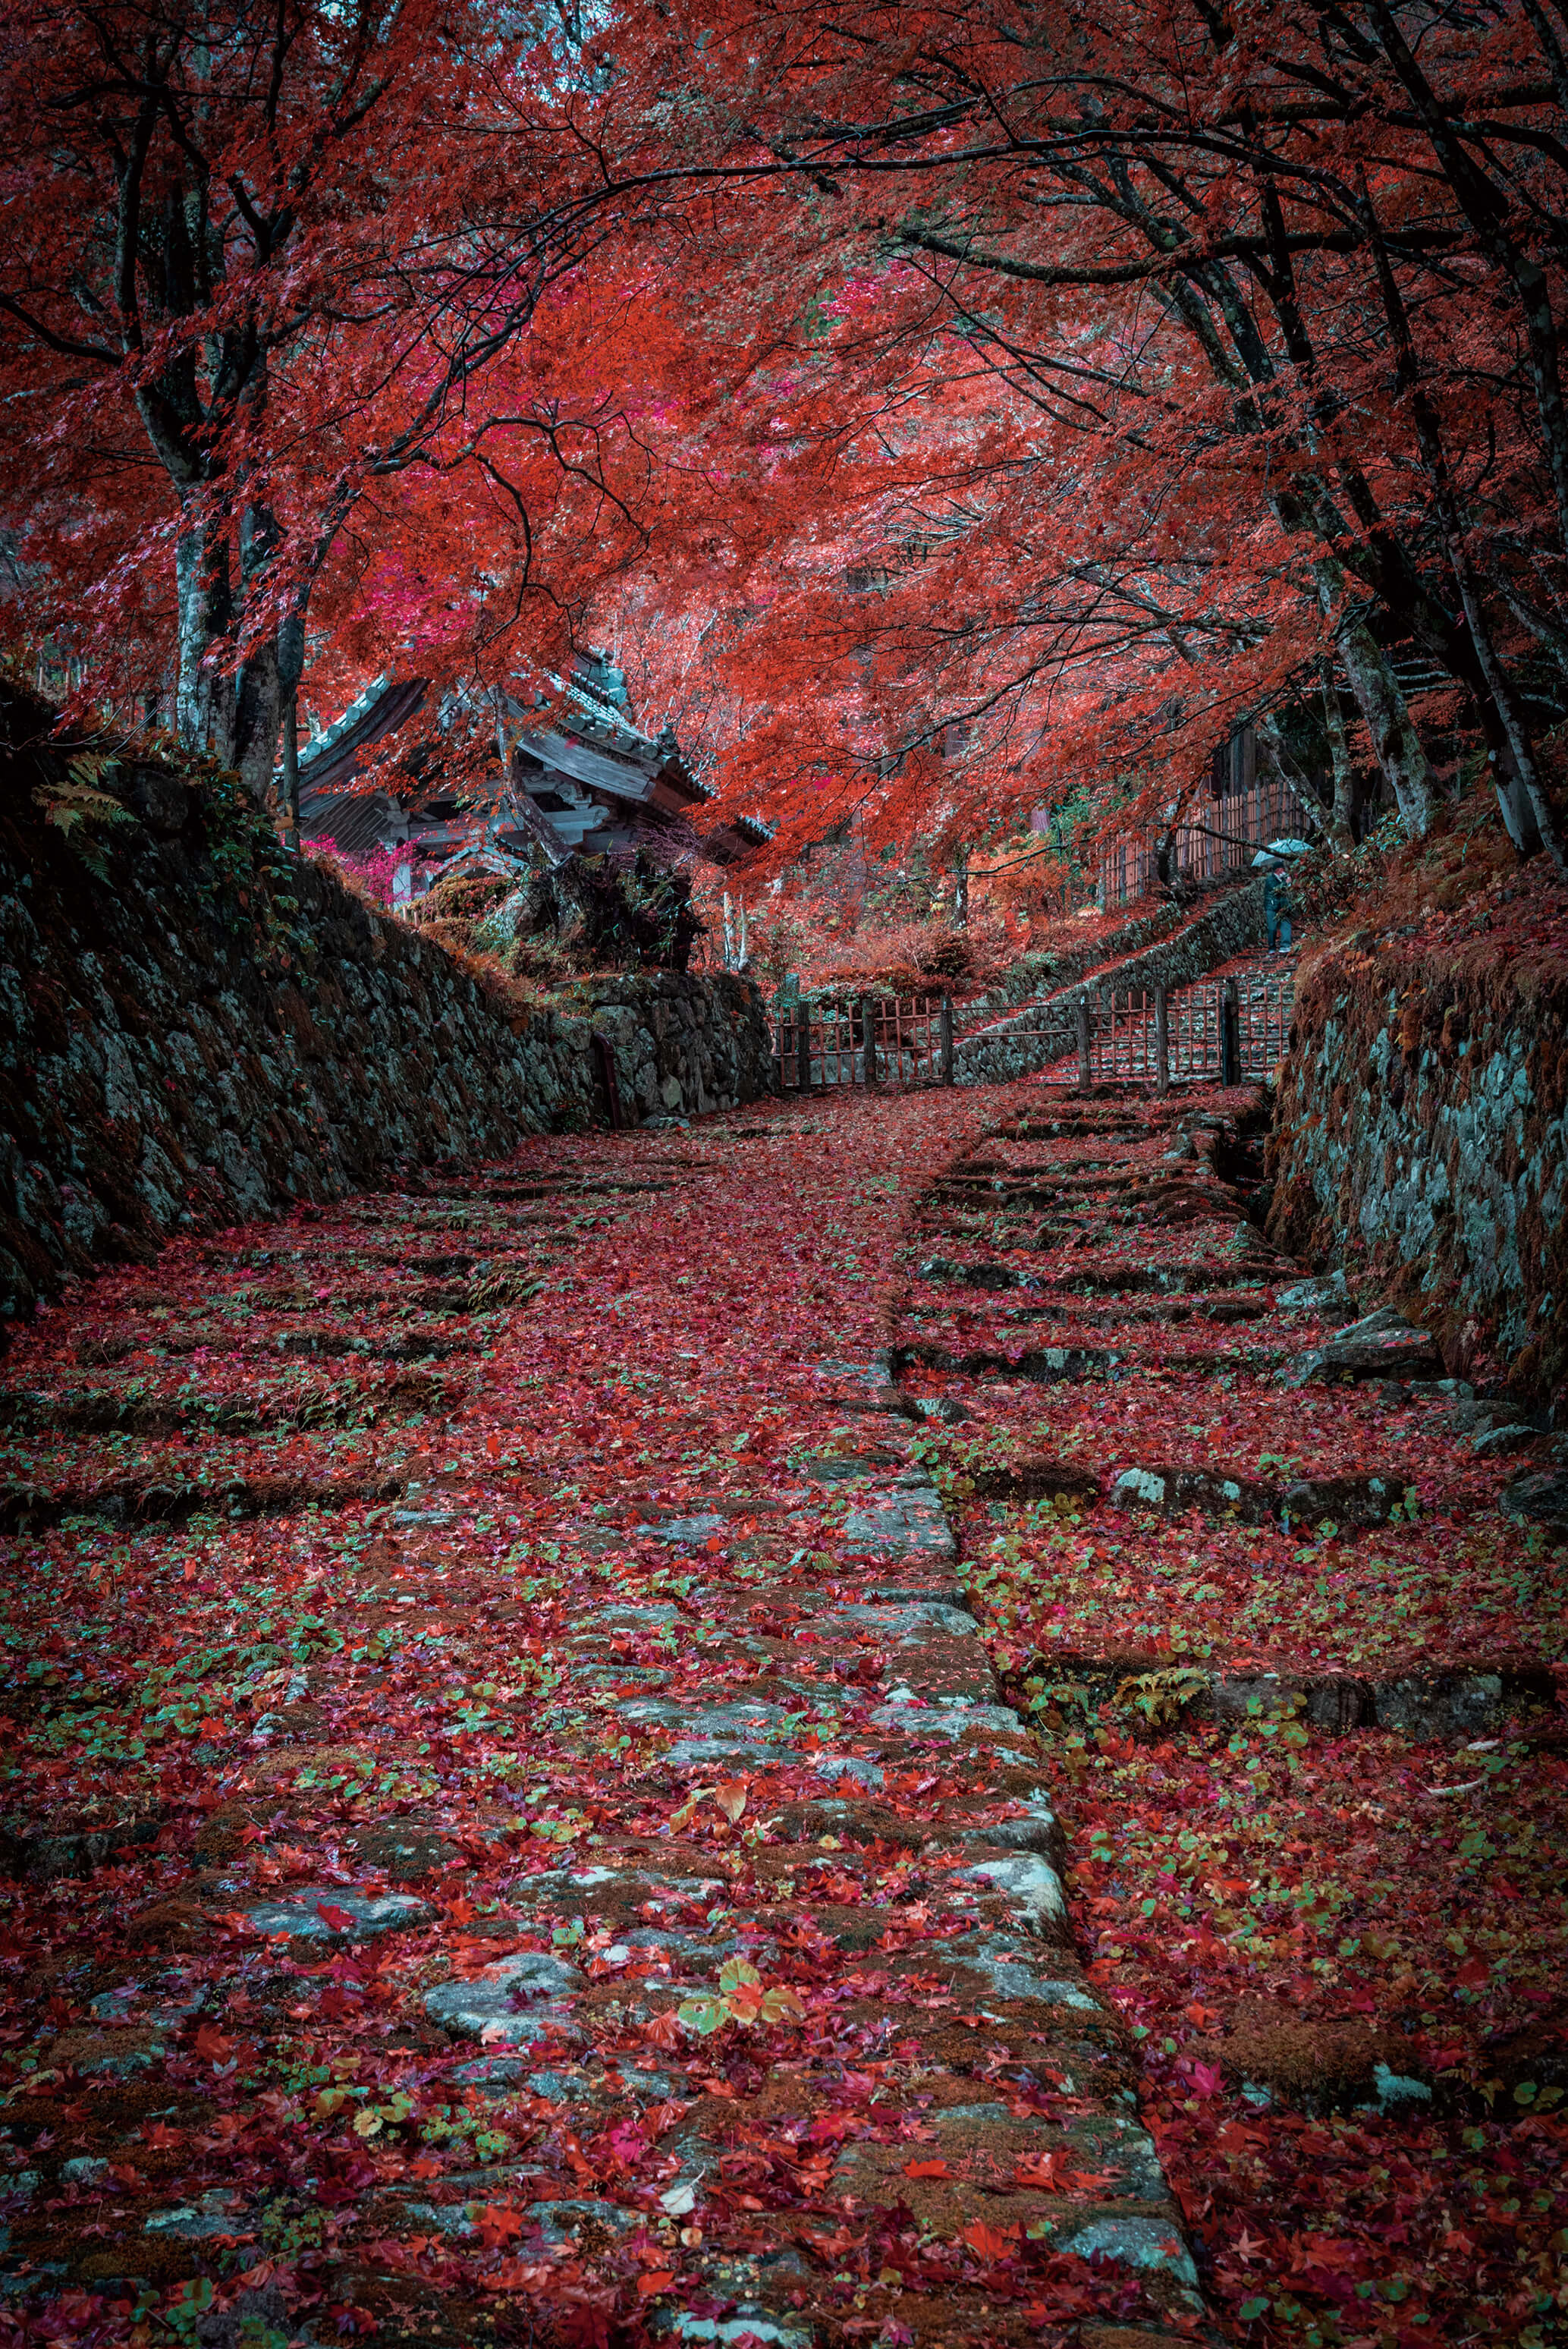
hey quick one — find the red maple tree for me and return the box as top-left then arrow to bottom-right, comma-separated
4,0 -> 1565,873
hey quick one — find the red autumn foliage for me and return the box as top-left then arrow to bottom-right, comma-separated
2,2 -> 1565,873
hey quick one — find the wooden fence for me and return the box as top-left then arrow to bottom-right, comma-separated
771,994 -> 954,1090
774,976 -> 1293,1092
1098,775 -> 1310,907
1041,975 -> 1295,1086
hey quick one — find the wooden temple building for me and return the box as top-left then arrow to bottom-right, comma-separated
293,653 -> 770,890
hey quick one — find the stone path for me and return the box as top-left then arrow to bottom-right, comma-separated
891,1086 -> 1566,2341
0,1090 -> 1208,2349
2,1076 -> 1560,2347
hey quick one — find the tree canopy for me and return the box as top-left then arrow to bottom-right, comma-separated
4,0 -> 1566,866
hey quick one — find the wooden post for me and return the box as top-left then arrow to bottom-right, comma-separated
1155,983 -> 1170,1094
938,995 -> 954,1086
859,995 -> 878,1086
1221,977 -> 1240,1087
797,1009 -> 813,1095
1077,992 -> 1092,1088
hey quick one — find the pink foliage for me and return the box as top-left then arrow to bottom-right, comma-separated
306,841 -> 416,907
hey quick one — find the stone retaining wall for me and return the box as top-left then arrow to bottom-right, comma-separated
952,898 -> 1187,1027
954,879 -> 1266,1085
0,687 -> 774,1331
1268,931 -> 1568,1401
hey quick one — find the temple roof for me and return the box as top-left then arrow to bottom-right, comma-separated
288,664 -> 765,880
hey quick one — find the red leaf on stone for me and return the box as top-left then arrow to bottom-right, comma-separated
960,2221 -> 1019,2259
473,2205 -> 526,2250
1014,2151 -> 1116,2193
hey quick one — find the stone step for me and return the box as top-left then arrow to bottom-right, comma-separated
913,1253 -> 1283,1296
0,1121 -> 1227,2341
1015,1649 -> 1558,1741
894,1341 -> 1285,1382
0,1366 -> 466,1435
0,1467 -> 403,1533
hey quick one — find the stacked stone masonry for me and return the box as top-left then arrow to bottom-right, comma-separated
949,901 -> 1188,1026
0,687 -> 774,1330
1268,933 -> 1568,1403
954,883 -> 1266,1088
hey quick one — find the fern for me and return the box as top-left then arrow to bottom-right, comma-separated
1114,1667 -> 1209,1728
467,1272 -> 546,1311
33,756 -> 133,879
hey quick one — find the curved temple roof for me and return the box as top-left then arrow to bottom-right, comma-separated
288,668 -> 767,880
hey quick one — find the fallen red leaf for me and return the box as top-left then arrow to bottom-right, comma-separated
473,2204 -> 526,2251
1013,2151 -> 1117,2193
960,2220 -> 1020,2259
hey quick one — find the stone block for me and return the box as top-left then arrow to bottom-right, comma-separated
1111,1464 -> 1275,1523
425,1951 -> 583,2042
1279,1473 -> 1403,1527
1472,1423 -> 1543,1461
1288,1313 -> 1442,1384
239,1886 -> 433,1940
961,1850 -> 1070,1939
1500,1470 -> 1568,1526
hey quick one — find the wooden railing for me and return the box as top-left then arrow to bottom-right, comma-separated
1065,975 -> 1295,1086
1099,777 -> 1309,907
965,974 -> 1295,1089
771,994 -> 955,1090
774,976 -> 1293,1092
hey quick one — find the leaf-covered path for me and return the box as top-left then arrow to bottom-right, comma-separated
1,1082 -> 1563,2349
899,1093 -> 1567,2347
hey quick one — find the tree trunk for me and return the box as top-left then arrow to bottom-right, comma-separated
174,520 -> 234,763
1515,258 -> 1568,568
1492,745 -> 1544,854
1315,563 -> 1433,838
1368,3 -> 1568,563
1258,713 -> 1328,842
231,498 -> 302,805
1359,172 -> 1566,872
1319,660 -> 1357,851
1336,617 -> 1432,839
1146,198 -> 1473,842
1492,577 -> 1568,688
283,692 -> 300,853
1447,572 -> 1560,866
234,634 -> 282,805
278,602 -> 306,849
1419,459 -> 1560,865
